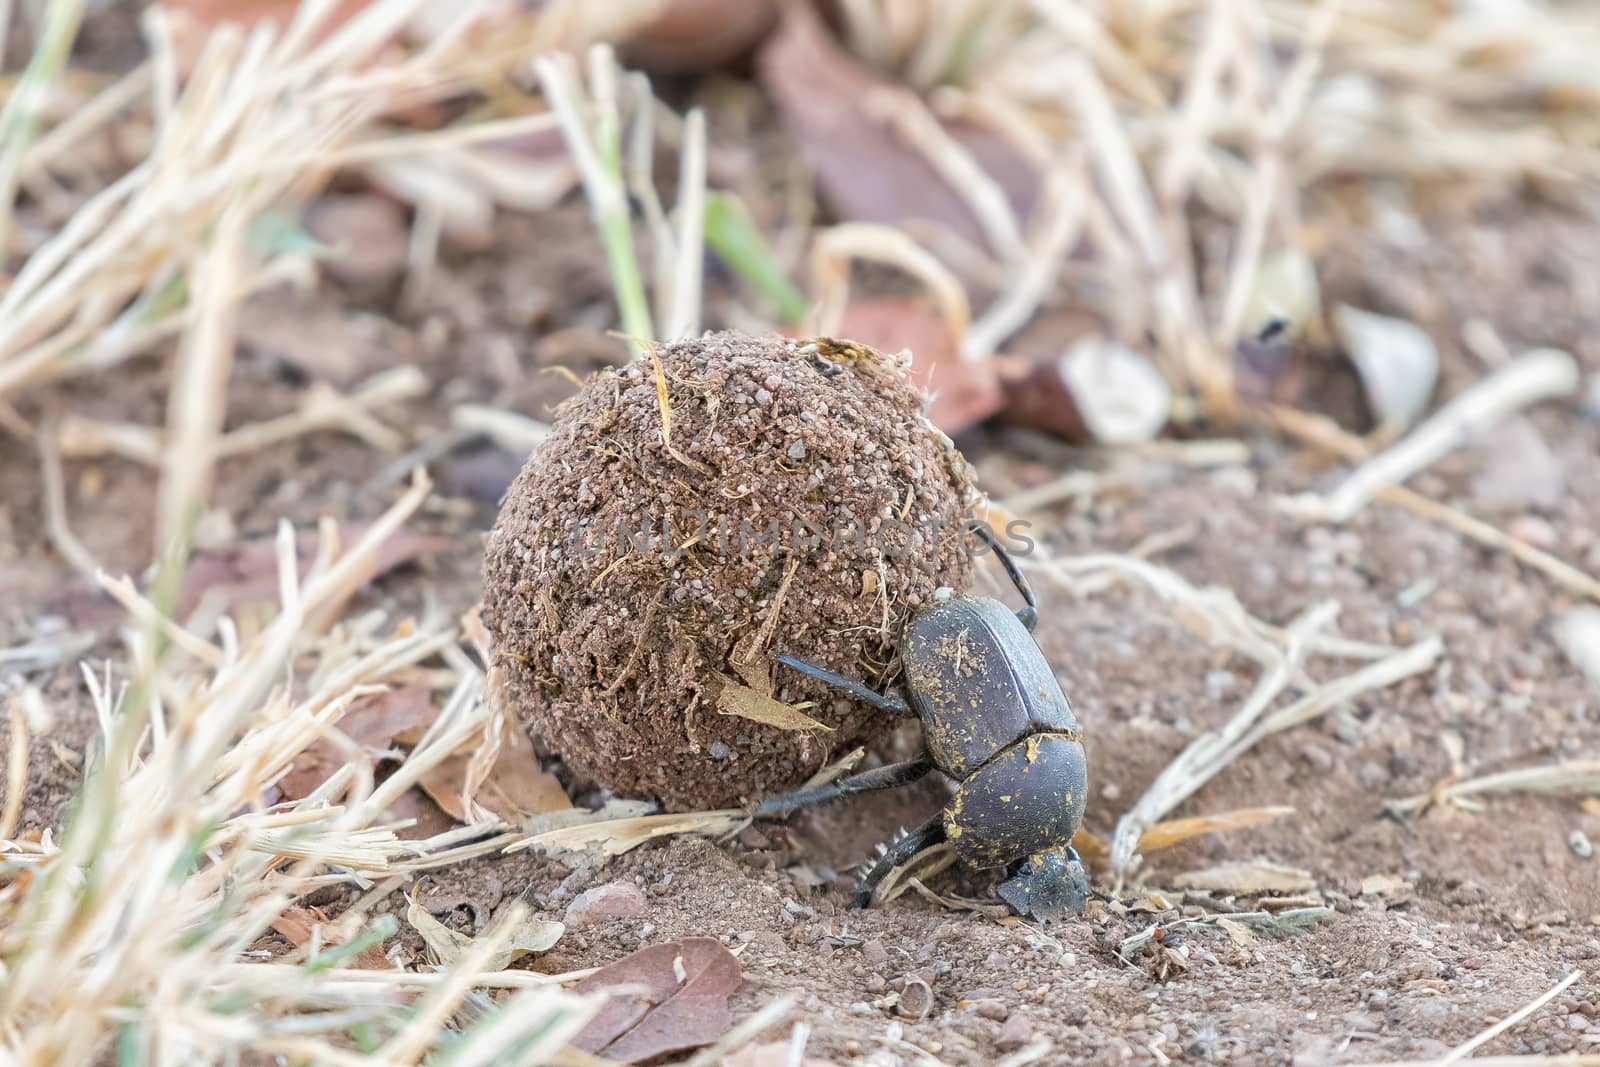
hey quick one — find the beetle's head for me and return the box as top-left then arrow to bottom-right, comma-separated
997,845 -> 1092,922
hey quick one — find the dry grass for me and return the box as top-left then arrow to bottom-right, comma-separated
831,0 -> 1600,418
0,474 -> 606,1063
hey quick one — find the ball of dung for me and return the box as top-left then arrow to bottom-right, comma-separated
481,332 -> 978,810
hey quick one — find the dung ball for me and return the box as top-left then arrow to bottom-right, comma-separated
481,332 -> 978,810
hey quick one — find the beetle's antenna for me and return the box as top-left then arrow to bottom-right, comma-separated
969,522 -> 1038,631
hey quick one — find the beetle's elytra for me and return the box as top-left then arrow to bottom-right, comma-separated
755,525 -> 1091,922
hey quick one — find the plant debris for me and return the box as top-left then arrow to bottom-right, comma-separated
570,938 -> 742,1064
405,894 -> 564,971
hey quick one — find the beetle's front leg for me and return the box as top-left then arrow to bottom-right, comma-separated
753,757 -> 935,816
849,813 -> 946,909
996,844 -> 1092,922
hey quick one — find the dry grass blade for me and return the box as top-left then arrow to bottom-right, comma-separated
1287,349 -> 1580,522
510,809 -> 747,858
810,221 -> 971,340
1386,761 -> 1600,817
1134,806 -> 1296,852
1435,969 -> 1583,1065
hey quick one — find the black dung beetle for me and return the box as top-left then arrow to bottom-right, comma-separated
754,525 -> 1091,921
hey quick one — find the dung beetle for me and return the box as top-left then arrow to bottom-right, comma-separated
755,525 -> 1091,921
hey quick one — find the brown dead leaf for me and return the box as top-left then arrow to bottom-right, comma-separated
279,682 -> 436,801
1171,861 -> 1316,895
180,523 -> 448,620
272,905 -> 391,969
1215,917 -> 1259,950
571,938 -> 742,1064
715,675 -> 834,733
756,3 -> 1037,253
834,299 -> 1003,433
625,0 -> 780,74
418,726 -> 570,825
238,289 -> 419,386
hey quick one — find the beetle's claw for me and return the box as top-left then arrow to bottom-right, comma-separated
997,845 -> 1092,922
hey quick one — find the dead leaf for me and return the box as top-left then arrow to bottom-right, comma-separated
833,299 -> 1003,433
418,726 -> 571,825
180,523 -> 448,620
1335,304 -> 1438,435
715,676 -> 834,733
279,682 -> 436,801
404,893 -> 563,971
756,3 -> 1038,253
625,0 -> 780,74
571,938 -> 742,1063
1470,417 -> 1564,508
1215,917 -> 1258,949
238,291 -> 421,387
1171,861 -> 1316,895
999,337 -> 1169,445
272,905 -> 391,969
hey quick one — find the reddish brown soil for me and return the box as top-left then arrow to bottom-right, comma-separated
4,183 -> 1600,1066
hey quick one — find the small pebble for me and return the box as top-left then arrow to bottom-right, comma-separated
997,1014 -> 1033,1052
865,974 -> 887,994
1356,761 -> 1388,790
755,388 -> 773,404
862,938 -> 889,967
1571,830 -> 1594,860
1300,743 -> 1334,774
564,881 -> 647,928
788,440 -> 806,460
974,998 -> 1009,1021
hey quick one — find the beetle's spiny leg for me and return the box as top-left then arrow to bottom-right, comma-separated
753,757 -> 934,816
849,813 -> 946,910
774,654 -> 910,715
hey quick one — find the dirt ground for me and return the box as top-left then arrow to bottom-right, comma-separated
5,108 -> 1600,1067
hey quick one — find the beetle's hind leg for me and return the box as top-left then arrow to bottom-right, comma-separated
754,757 -> 934,816
775,654 -> 910,714
969,523 -> 1039,632
849,813 -> 947,910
